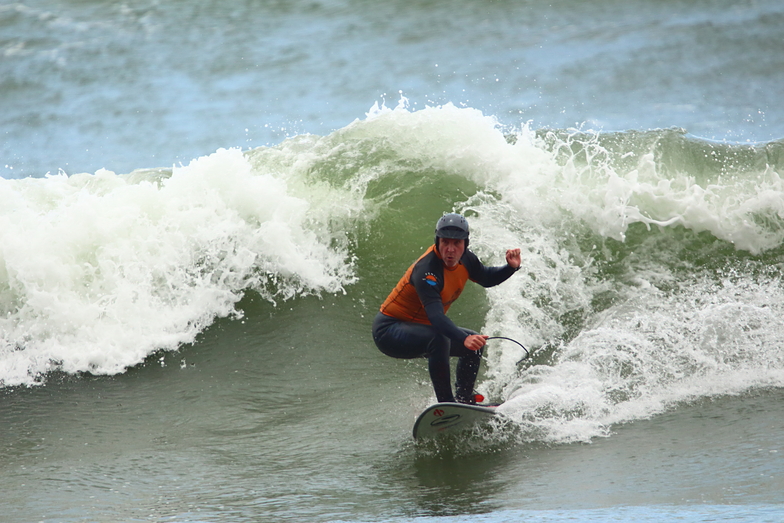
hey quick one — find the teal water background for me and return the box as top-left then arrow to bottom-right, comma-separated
2,1 -> 784,521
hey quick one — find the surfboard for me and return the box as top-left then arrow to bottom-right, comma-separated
412,402 -> 499,440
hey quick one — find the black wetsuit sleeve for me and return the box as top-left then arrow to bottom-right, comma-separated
462,250 -> 518,287
410,249 -> 518,344
424,301 -> 469,343
411,254 -> 470,343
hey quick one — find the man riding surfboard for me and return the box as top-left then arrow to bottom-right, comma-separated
372,213 -> 521,404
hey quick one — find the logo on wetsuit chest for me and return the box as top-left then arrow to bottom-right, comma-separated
423,273 -> 439,287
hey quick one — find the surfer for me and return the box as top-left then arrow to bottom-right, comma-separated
372,213 -> 521,404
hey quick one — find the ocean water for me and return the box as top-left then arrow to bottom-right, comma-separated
2,0 -> 784,521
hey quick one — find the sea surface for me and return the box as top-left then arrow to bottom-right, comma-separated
2,1 -> 784,521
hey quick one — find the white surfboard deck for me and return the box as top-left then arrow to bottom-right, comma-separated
412,402 -> 499,440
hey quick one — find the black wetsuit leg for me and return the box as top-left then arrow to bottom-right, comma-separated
372,312 -> 482,403
454,350 -> 482,403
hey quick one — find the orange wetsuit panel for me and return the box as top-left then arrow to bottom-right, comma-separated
380,245 -> 470,325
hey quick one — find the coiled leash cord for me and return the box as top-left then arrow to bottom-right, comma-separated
486,336 -> 529,361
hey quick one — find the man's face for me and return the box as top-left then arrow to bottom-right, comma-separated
438,237 -> 465,268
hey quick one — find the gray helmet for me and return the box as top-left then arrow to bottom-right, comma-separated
434,213 -> 470,247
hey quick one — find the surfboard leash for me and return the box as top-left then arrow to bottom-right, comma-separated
486,336 -> 529,361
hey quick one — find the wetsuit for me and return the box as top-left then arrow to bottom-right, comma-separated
372,244 -> 517,403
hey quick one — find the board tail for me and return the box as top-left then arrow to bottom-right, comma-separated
413,402 -> 500,439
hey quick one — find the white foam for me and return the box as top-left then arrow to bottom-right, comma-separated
3,102 -> 783,403
487,274 -> 784,443
344,104 -> 784,443
345,103 -> 784,443
0,148 -> 359,386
